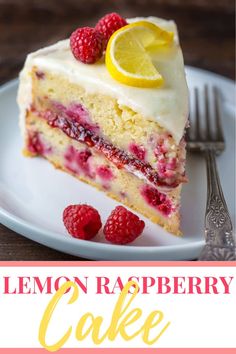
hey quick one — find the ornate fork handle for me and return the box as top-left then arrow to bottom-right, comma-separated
199,149 -> 236,261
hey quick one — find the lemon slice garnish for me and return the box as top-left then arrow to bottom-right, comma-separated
105,21 -> 174,88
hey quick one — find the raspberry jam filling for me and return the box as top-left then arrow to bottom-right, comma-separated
32,106 -> 183,189
52,102 -> 100,134
140,184 -> 173,216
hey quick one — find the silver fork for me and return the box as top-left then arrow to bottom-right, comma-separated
187,86 -> 236,261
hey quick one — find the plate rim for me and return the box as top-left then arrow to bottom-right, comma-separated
0,66 -> 234,260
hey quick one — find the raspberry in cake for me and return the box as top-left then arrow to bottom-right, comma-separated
17,15 -> 189,235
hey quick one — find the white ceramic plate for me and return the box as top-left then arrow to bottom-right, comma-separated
0,66 -> 235,260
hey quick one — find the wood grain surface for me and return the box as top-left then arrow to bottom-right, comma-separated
0,0 -> 235,260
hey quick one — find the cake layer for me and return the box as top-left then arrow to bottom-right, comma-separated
18,16 -> 189,144
25,112 -> 182,234
18,15 -> 189,237
29,67 -> 187,188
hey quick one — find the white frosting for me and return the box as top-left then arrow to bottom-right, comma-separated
17,16 -> 189,143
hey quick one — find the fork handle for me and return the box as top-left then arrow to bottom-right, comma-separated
204,149 -> 235,248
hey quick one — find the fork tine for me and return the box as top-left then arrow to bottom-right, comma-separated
194,87 -> 201,140
213,86 -> 224,142
204,85 -> 211,140
188,86 -> 225,154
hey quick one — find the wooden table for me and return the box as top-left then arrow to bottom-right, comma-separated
0,0 -> 234,260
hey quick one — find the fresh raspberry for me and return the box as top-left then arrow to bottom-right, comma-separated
63,204 -> 102,239
70,27 -> 105,64
104,206 -> 145,244
95,13 -> 127,47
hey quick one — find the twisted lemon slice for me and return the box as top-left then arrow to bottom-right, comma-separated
105,21 -> 174,88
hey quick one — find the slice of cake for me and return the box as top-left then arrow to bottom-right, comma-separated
17,15 -> 188,235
